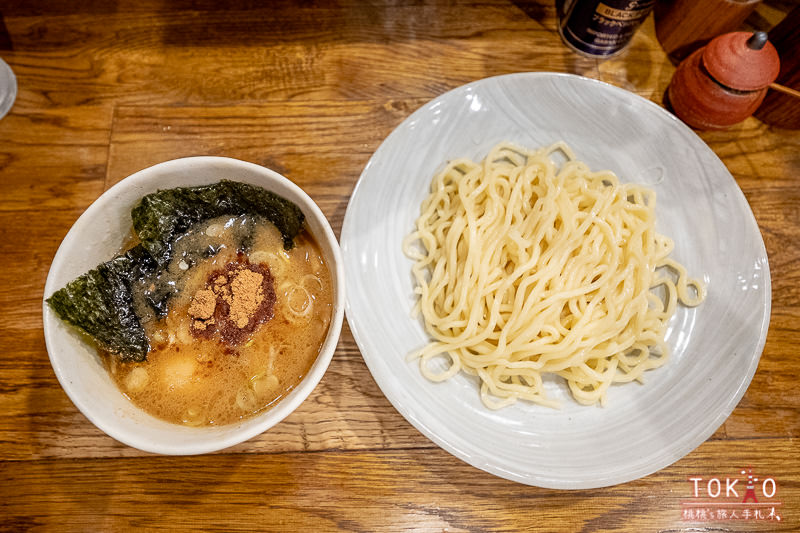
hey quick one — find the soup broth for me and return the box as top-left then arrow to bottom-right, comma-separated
105,215 -> 333,426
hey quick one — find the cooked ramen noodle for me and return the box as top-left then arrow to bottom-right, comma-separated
403,142 -> 705,408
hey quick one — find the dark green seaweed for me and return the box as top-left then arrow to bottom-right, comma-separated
131,180 -> 305,267
47,245 -> 157,362
48,180 -> 306,362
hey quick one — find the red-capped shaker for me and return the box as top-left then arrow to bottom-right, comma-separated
667,31 -> 780,130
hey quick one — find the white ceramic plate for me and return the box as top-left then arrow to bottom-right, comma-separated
341,73 -> 770,489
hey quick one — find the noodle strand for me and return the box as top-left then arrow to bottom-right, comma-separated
404,142 -> 705,408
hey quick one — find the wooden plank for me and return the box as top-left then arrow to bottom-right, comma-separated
106,102 -> 422,232
1,439 -> 797,532
0,146 -> 107,213
1,0 -> 521,17
1,4 -> 603,110
0,106 -> 110,212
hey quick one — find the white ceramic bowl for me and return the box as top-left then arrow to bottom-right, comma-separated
43,157 -> 345,454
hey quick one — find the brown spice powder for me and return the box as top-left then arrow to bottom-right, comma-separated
188,289 -> 216,319
189,258 -> 276,345
229,269 -> 264,328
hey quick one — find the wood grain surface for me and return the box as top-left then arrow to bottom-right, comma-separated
1,1 -> 798,531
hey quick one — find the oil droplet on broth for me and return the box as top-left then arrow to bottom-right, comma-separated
182,406 -> 205,426
124,367 -> 150,393
236,386 -> 259,412
205,223 -> 224,237
161,355 -> 197,389
251,373 -> 280,398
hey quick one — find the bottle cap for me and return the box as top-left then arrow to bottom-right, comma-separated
702,31 -> 780,91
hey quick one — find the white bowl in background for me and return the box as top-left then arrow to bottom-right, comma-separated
43,157 -> 345,455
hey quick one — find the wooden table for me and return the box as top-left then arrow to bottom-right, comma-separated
1,1 -> 798,531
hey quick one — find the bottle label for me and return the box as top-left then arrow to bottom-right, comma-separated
560,0 -> 656,57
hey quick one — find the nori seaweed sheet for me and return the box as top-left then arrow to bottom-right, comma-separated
132,180 -> 305,267
47,245 -> 157,362
47,180 -> 306,362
